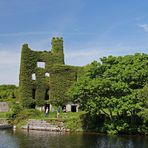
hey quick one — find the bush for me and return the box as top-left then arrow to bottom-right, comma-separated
21,98 -> 35,108
13,109 -> 42,125
7,103 -> 23,119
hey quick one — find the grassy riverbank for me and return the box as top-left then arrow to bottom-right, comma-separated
6,107 -> 148,135
7,108 -> 86,131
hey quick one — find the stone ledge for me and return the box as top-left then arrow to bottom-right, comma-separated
22,119 -> 66,132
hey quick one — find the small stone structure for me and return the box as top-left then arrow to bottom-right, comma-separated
65,102 -> 79,112
0,102 -> 9,112
36,104 -> 52,112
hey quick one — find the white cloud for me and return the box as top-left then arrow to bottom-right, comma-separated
0,50 -> 20,64
139,24 -> 148,32
65,47 -> 111,66
0,50 -> 20,85
64,41 -> 148,66
0,31 -> 51,37
66,49 -> 100,57
0,37 -> 147,85
0,31 -> 97,37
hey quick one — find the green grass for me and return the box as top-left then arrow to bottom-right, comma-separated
63,111 -> 85,131
0,112 -> 7,119
32,111 -> 57,120
28,110 -> 86,120
42,111 -> 86,131
12,109 -> 86,131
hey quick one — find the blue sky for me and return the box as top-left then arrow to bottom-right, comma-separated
0,0 -> 148,85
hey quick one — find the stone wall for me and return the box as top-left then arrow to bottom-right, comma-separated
19,37 -> 82,107
0,102 -> 9,112
66,102 -> 79,112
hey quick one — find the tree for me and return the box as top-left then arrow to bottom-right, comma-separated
68,53 -> 148,134
0,85 -> 18,100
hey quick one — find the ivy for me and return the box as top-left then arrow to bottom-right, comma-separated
19,38 -> 81,107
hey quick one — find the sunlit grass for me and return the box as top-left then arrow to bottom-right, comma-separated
0,112 -> 7,119
31,111 -> 86,121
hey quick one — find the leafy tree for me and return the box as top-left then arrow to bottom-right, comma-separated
138,84 -> 148,134
68,53 -> 148,134
0,85 -> 18,101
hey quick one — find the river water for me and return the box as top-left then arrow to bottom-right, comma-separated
0,129 -> 148,148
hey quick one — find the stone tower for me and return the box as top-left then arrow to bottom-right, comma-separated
19,37 -> 80,107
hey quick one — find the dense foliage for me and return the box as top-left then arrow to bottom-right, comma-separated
0,85 -> 18,101
69,53 -> 148,134
7,103 -> 42,125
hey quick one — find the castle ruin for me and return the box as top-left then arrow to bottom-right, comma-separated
19,37 -> 81,108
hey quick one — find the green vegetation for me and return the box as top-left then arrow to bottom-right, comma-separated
1,51 -> 148,135
69,53 -> 148,134
6,101 -> 85,131
64,111 -> 85,131
19,38 -> 80,107
0,85 -> 18,101
0,112 -> 7,118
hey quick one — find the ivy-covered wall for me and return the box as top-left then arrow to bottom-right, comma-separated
19,37 -> 82,107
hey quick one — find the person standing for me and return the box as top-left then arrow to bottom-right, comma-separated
63,106 -> 67,118
57,106 -> 60,118
45,107 -> 49,117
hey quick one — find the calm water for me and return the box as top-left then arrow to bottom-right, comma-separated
0,129 -> 148,148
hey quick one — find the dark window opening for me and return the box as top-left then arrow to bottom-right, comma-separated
32,89 -> 36,99
76,74 -> 78,82
45,89 -> 49,100
71,105 -> 77,112
31,89 -> 36,109
12,92 -> 15,98
62,105 -> 66,110
30,103 -> 36,109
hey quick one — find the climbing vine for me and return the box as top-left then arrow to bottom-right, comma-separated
19,37 -> 82,107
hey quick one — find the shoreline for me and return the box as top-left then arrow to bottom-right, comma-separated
0,124 -> 13,129
0,118 -> 13,129
19,119 -> 148,136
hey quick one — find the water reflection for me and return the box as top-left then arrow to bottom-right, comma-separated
14,130 -> 95,148
0,130 -> 148,148
0,130 -> 19,148
96,135 -> 148,148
